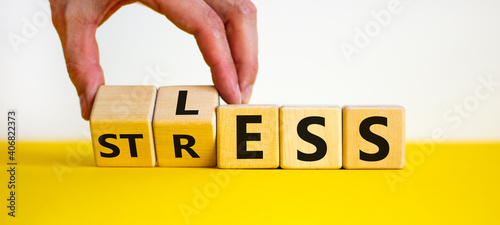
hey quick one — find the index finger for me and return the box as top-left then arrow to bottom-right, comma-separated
205,0 -> 259,104
141,0 -> 242,104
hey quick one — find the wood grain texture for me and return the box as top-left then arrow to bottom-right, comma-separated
280,106 -> 342,169
153,86 -> 219,167
217,105 -> 279,168
90,86 -> 157,167
342,106 -> 405,169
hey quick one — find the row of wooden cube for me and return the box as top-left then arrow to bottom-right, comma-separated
90,85 -> 405,169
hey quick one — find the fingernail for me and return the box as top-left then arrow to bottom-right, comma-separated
241,85 -> 254,104
79,94 -> 88,120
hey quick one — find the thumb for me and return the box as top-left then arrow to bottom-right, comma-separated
52,11 -> 104,120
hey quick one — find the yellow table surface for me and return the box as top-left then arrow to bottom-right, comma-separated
1,142 -> 499,224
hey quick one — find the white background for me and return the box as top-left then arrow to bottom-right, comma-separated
1,0 -> 499,141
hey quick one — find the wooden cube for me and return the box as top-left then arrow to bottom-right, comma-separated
280,106 -> 342,169
153,86 -> 219,167
342,106 -> 405,169
90,86 -> 157,167
217,105 -> 279,168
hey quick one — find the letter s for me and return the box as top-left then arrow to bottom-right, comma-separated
99,134 -> 120,158
297,116 -> 327,162
359,116 -> 389,161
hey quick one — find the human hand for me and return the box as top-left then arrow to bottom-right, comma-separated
50,0 -> 258,120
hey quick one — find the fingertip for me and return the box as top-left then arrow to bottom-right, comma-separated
80,91 -> 97,121
79,94 -> 89,120
210,61 -> 241,104
241,84 -> 253,104
78,74 -> 102,121
234,83 -> 242,104
218,82 -> 241,104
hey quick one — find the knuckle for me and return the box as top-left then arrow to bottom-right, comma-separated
233,0 -> 257,18
66,62 -> 85,82
205,9 -> 225,33
66,63 -> 101,81
66,62 -> 104,93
